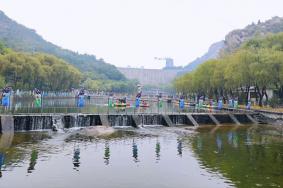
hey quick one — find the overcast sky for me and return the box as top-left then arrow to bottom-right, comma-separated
0,0 -> 283,69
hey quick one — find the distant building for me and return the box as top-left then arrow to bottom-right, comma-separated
118,67 -> 180,86
162,58 -> 183,70
165,58 -> 174,68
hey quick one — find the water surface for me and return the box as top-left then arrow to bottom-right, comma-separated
0,125 -> 282,188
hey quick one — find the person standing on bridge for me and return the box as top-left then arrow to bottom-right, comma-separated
77,89 -> 85,108
2,87 -> 12,110
135,84 -> 142,108
34,88 -> 42,108
179,96 -> 185,110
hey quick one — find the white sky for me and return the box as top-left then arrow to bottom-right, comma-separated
0,0 -> 282,69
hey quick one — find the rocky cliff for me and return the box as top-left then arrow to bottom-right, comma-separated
182,16 -> 283,74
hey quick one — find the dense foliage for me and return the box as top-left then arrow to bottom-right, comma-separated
0,42 -> 136,92
82,77 -> 138,93
191,128 -> 283,188
0,44 -> 82,90
180,17 -> 283,75
0,10 -> 125,81
0,10 -> 139,92
174,32 -> 283,106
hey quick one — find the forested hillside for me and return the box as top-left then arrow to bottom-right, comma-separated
174,32 -> 283,106
0,42 -> 137,92
0,10 -> 125,81
0,10 -> 139,92
181,16 -> 283,74
0,43 -> 82,90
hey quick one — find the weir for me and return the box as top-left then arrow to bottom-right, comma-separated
132,115 -> 141,127
246,114 -> 258,124
0,112 -> 259,132
208,114 -> 220,126
186,114 -> 199,127
228,114 -> 241,125
100,115 -> 110,127
169,115 -> 194,126
162,115 -> 173,127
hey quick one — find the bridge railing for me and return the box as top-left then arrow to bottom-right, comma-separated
0,105 -> 237,115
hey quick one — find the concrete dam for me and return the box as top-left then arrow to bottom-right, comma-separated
118,67 -> 180,86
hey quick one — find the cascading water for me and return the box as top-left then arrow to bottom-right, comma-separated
114,115 -> 124,127
52,115 -> 64,131
77,115 -> 89,128
168,115 -> 189,125
5,113 -> 257,132
14,116 -> 53,131
62,114 -> 78,128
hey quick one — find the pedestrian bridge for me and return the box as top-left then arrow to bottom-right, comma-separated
0,111 -> 260,133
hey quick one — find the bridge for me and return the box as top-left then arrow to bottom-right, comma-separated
0,109 -> 260,133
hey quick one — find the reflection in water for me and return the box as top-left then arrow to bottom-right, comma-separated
227,131 -> 233,145
216,134 -> 222,153
177,139 -> 182,157
227,131 -> 238,148
155,139 -> 160,162
192,126 -> 283,188
197,136 -> 202,151
0,132 -> 49,177
132,139 -> 139,163
73,145 -> 80,170
27,150 -> 38,173
104,142 -> 110,165
232,132 -> 238,148
246,132 -> 252,145
0,152 -> 4,178
0,126 -> 283,188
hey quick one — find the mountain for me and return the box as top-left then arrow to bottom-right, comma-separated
182,16 -> 283,74
181,41 -> 224,73
0,10 -> 125,81
222,16 -> 283,54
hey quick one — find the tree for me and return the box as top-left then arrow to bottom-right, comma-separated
173,32 -> 283,106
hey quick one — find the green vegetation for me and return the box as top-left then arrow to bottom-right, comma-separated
181,17 -> 283,75
174,32 -> 283,106
0,42 -> 136,92
82,77 -> 138,93
0,10 -> 125,82
191,127 -> 283,188
0,10 -> 139,92
221,16 -> 283,54
0,44 -> 82,90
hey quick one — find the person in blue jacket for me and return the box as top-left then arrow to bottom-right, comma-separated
179,97 -> 185,110
77,89 -> 85,107
2,87 -> 11,108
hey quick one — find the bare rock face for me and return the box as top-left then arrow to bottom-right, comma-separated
182,17 -> 283,74
222,16 -> 283,54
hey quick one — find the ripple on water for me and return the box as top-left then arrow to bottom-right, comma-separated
0,126 -> 282,188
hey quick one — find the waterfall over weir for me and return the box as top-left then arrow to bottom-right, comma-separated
13,116 -> 53,131
62,115 -> 102,128
0,113 -> 259,132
